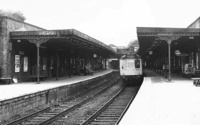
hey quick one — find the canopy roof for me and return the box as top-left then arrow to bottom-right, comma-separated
10,29 -> 116,56
120,53 -> 140,59
137,27 -> 200,57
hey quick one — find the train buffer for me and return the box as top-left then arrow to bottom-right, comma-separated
191,77 -> 200,86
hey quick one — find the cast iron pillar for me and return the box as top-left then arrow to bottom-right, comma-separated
157,36 -> 180,81
104,58 -> 107,70
28,38 -> 49,84
56,49 -> 58,81
167,40 -> 171,81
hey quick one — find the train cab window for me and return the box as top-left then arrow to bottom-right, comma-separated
135,59 -> 140,68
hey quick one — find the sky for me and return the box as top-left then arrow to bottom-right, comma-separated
0,0 -> 200,47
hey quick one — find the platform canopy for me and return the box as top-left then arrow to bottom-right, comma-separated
137,27 -> 200,81
137,27 -> 200,57
10,29 -> 116,57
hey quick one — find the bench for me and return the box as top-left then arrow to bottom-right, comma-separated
191,77 -> 200,86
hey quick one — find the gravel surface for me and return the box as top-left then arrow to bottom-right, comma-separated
52,81 -> 123,125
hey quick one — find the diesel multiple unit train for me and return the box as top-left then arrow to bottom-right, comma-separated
119,53 -> 143,84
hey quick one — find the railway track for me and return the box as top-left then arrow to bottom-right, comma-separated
81,86 -> 139,125
6,73 -> 120,125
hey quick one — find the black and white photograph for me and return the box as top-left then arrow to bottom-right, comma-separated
0,0 -> 200,124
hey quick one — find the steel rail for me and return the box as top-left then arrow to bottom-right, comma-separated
38,77 -> 121,125
6,107 -> 50,125
115,87 -> 139,125
9,75 -> 120,125
81,86 -> 125,125
5,73 -> 119,125
81,87 -> 138,125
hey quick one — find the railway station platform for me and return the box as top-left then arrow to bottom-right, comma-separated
0,69 -> 113,101
120,69 -> 200,125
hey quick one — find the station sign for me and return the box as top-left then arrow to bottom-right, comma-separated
175,50 -> 181,55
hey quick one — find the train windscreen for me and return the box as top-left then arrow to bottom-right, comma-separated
135,59 -> 140,68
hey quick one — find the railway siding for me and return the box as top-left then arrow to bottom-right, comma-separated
0,71 -> 115,123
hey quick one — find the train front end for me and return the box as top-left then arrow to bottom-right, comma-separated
120,54 -> 143,84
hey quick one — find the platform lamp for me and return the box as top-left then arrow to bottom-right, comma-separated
93,54 -> 97,58
174,50 -> 181,56
149,51 -> 153,55
189,36 -> 194,39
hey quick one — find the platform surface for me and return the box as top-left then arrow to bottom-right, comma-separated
120,69 -> 200,125
0,69 -> 113,101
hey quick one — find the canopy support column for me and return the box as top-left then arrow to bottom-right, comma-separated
104,58 -> 107,70
157,36 -> 180,81
37,44 -> 40,83
167,41 -> 171,81
56,49 -> 58,81
28,38 -> 49,84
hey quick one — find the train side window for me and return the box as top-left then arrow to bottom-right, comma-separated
135,59 -> 140,68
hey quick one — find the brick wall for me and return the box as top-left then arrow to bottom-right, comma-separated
0,72 -> 115,123
0,16 -> 44,80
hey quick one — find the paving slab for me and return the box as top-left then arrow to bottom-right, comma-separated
120,69 -> 200,125
0,69 -> 113,101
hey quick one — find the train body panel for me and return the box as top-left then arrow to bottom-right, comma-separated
119,53 -> 143,84
120,59 -> 142,76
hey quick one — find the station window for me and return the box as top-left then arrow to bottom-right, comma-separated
23,56 -> 28,72
135,59 -> 140,68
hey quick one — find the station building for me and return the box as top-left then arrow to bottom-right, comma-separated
137,17 -> 200,81
0,16 -> 116,84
